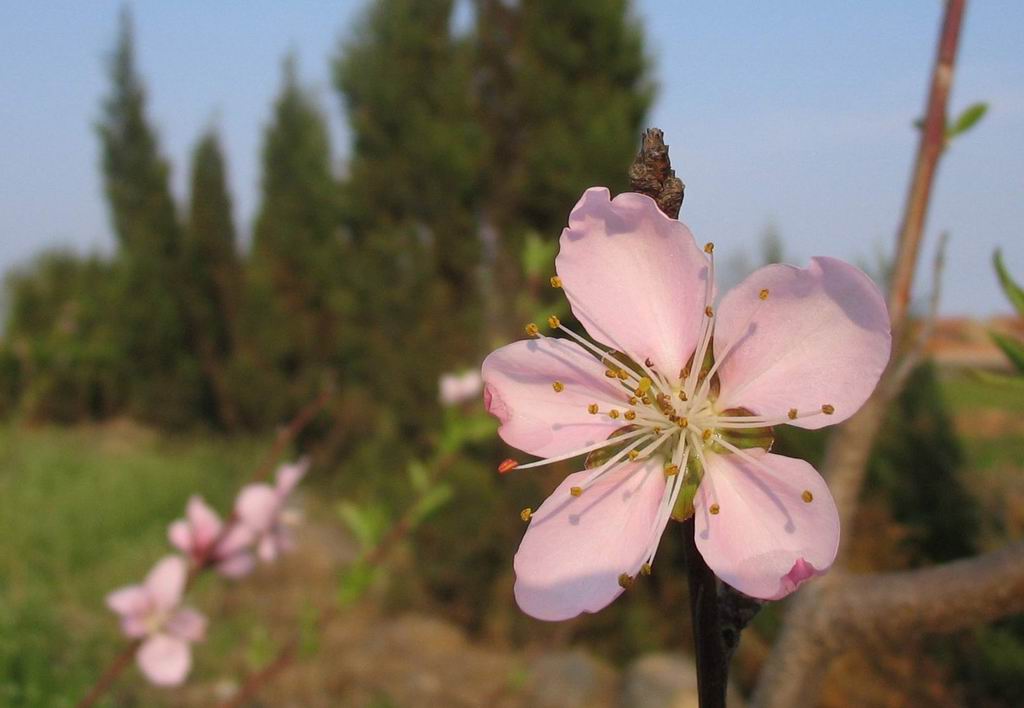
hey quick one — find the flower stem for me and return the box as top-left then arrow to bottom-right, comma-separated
681,517 -> 727,708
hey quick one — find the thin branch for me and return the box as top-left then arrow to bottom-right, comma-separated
75,640 -> 141,708
681,518 -> 728,708
629,128 -> 685,218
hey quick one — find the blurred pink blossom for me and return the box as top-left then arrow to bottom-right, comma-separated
482,187 -> 891,620
167,495 -> 255,578
235,459 -> 308,562
106,555 -> 206,686
439,369 -> 484,406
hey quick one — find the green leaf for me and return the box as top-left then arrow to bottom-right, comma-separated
337,501 -> 389,548
972,369 -> 1024,392
948,102 -> 988,138
994,249 -> 1024,315
410,484 -> 454,525
407,460 -> 430,492
521,231 -> 558,278
991,331 -> 1024,374
338,561 -> 378,606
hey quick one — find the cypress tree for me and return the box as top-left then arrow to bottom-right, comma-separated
184,129 -> 242,429
248,57 -> 343,408
96,9 -> 200,426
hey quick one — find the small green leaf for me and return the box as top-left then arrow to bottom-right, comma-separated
338,562 -> 378,606
521,231 -> 558,278
991,331 -> 1024,374
948,102 -> 988,138
337,501 -> 389,548
994,249 -> 1024,316
407,460 -> 430,492
411,484 -> 454,525
974,370 -> 1024,391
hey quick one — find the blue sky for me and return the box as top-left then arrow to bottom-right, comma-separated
1,1 -> 1022,316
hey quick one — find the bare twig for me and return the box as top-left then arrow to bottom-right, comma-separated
76,640 -> 141,708
630,128 -> 685,218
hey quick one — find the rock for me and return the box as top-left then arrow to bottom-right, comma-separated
525,649 -> 619,708
621,653 -> 744,708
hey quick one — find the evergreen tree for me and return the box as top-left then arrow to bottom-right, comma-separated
97,9 -> 200,426
248,57 -> 344,412
184,129 -> 242,428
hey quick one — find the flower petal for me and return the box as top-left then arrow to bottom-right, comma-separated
482,337 -> 630,458
275,459 -> 309,497
514,458 -> 667,621
143,555 -> 187,613
555,187 -> 710,376
185,496 -> 222,549
216,552 -> 256,579
137,633 -> 192,687
235,484 -> 279,533
713,257 -> 891,428
167,520 -> 193,555
694,451 -> 839,600
165,607 -> 207,643
106,585 -> 148,618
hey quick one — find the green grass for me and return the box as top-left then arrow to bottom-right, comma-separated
0,424 -> 263,707
939,371 -> 1024,415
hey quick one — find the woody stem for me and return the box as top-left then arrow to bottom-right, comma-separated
682,517 -> 728,708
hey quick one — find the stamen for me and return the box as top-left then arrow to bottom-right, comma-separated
628,450 -> 640,461
629,396 -> 639,405
678,390 -> 688,401
520,507 -> 533,522
683,246 -> 716,399
636,377 -> 653,394
664,463 -> 679,477
604,369 -> 618,378
702,429 -> 713,442
624,410 -> 637,421
704,306 -> 714,317
616,369 -> 629,380
618,573 -> 635,589
709,503 -> 720,515
511,427 -> 649,471
821,404 -> 835,415
704,242 -> 715,253
554,323 -> 642,386
550,276 -> 563,288
677,417 -> 689,428
640,562 -> 652,576
644,358 -> 654,368
587,403 -> 599,414
525,323 -> 540,337
570,486 -> 583,497
608,409 -> 620,419
759,288 -> 770,300
547,315 -> 561,329
498,459 -> 519,474
788,408 -> 798,420
552,381 -> 565,393
801,490 -> 814,503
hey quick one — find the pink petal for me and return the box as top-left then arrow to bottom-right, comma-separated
555,187 -> 710,376
713,257 -> 891,428
185,496 -> 223,548
257,534 -> 280,563
694,451 -> 839,600
165,607 -> 207,642
235,484 -> 279,532
481,337 -> 630,458
143,556 -> 187,613
275,459 -> 309,497
513,459 -> 667,621
167,520 -> 193,555
215,552 -> 256,579
136,633 -> 192,687
214,521 -> 254,557
106,585 -> 148,618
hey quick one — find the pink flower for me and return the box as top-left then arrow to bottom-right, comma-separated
482,187 -> 891,621
168,495 -> 256,579
439,369 -> 484,406
235,459 -> 308,563
106,555 -> 207,686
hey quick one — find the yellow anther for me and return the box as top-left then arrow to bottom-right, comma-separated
616,369 -> 629,380
550,275 -> 563,288
642,395 -> 652,405
624,410 -> 637,421
652,426 -> 662,435
702,429 -> 713,441
678,390 -> 688,401
525,323 -> 540,337
821,404 -> 835,415
801,490 -> 814,504
605,369 -> 617,378
570,486 -> 583,497
520,507 -> 533,522
704,306 -> 714,317
628,396 -> 639,405
759,288 -> 770,300
547,315 -> 561,329
618,573 -> 635,589
587,403 -> 599,415
628,450 -> 640,461
664,464 -> 679,477
788,408 -> 798,420
677,417 -> 689,428
709,503 -> 720,515
640,562 -> 652,576
552,381 -> 565,393
636,377 -> 652,394
608,409 -> 620,419
704,242 -> 715,254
